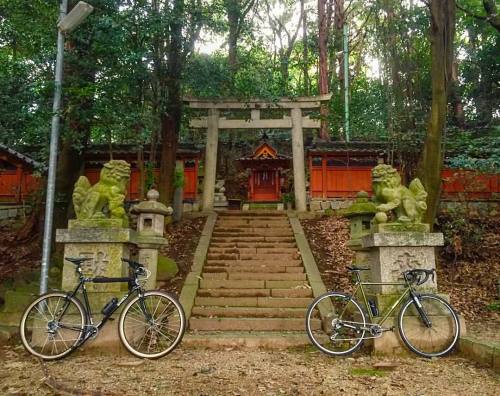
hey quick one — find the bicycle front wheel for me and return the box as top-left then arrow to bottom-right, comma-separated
119,290 -> 186,359
398,294 -> 460,358
20,292 -> 86,360
306,291 -> 366,356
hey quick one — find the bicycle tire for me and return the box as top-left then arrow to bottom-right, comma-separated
306,291 -> 366,356
118,290 -> 186,359
20,292 -> 87,360
398,293 -> 460,358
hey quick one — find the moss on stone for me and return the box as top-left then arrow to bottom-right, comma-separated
157,255 -> 178,281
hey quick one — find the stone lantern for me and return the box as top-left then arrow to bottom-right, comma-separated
344,191 -> 377,248
344,191 -> 377,283
131,189 -> 172,289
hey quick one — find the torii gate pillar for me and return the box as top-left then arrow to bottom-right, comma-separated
201,108 -> 219,210
291,107 -> 307,211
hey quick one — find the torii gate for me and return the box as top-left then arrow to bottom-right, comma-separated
184,94 -> 331,212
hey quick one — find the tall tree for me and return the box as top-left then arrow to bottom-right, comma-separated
317,0 -> 331,140
262,0 -> 303,93
53,0 -> 116,231
417,0 -> 455,226
148,0 -> 204,204
224,0 -> 257,72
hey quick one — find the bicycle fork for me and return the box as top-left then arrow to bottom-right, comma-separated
410,291 -> 432,328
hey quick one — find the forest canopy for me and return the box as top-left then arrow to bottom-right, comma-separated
0,0 -> 498,172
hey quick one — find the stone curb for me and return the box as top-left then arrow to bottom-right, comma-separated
459,336 -> 500,373
287,214 -> 330,321
179,212 -> 218,321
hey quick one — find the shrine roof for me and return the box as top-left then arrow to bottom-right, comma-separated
0,143 -> 43,169
307,141 -> 389,155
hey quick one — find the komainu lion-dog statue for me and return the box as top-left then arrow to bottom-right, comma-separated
371,164 -> 427,224
72,160 -> 131,227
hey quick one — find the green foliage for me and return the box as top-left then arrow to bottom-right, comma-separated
282,192 -> 294,203
174,167 -> 185,189
486,301 -> 500,312
445,127 -> 500,172
350,368 -> 387,377
145,162 -> 156,191
0,0 -> 497,174
157,255 -> 178,281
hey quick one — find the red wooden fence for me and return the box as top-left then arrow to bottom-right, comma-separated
309,160 -> 499,200
84,165 -> 198,202
2,163 -> 498,203
0,169 -> 40,203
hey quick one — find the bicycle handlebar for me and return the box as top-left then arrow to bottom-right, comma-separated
404,268 -> 435,286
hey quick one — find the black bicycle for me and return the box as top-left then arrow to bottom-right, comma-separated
20,257 -> 186,360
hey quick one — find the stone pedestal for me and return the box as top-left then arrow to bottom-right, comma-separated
56,222 -> 137,293
361,232 -> 443,294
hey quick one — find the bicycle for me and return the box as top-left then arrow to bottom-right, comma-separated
20,257 -> 186,360
305,266 -> 460,358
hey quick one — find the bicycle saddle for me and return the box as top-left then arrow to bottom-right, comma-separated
346,266 -> 370,272
65,257 -> 92,266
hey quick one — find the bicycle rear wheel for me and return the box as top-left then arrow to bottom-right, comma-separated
306,291 -> 366,356
119,290 -> 186,359
20,292 -> 86,360
398,294 -> 460,358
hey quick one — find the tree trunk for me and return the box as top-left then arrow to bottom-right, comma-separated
227,5 -> 239,71
318,0 -> 330,141
450,59 -> 465,128
417,0 -> 455,228
301,0 -> 309,95
158,0 -> 184,206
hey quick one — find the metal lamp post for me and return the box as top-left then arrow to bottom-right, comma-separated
39,1 -> 94,295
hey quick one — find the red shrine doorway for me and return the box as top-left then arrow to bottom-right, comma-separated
237,142 -> 290,202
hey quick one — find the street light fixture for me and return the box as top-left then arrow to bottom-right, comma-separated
58,1 -> 95,34
39,1 -> 94,295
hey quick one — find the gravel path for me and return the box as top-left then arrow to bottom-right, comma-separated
1,345 -> 498,395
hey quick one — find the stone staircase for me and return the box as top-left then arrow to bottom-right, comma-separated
188,211 -> 320,335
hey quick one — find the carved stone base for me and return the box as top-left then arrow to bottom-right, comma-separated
56,228 -> 137,293
361,232 -> 444,294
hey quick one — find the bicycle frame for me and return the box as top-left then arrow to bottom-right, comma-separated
349,271 -> 415,327
57,269 -> 149,345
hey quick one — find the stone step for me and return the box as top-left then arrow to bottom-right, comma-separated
199,279 -> 308,289
216,223 -> 291,229
189,317 -> 320,331
211,237 -> 296,243
212,231 -> 293,237
218,212 -> 286,217
191,306 -> 308,318
204,265 -> 304,274
196,288 -> 312,298
198,288 -> 271,297
206,253 -> 298,261
205,259 -> 302,267
210,242 -> 297,248
194,296 -> 311,308
182,332 -> 311,350
208,247 -> 299,255
227,272 -> 307,281
214,226 -> 292,232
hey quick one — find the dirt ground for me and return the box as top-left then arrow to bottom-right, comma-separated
0,345 -> 498,395
159,215 -> 206,294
